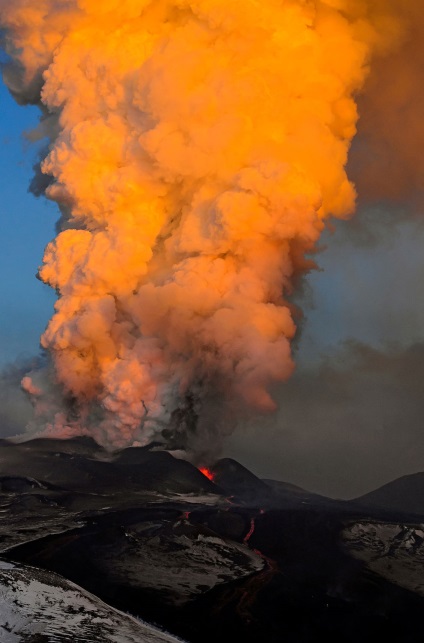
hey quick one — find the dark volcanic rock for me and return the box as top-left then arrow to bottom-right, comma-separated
354,472 -> 424,516
3,441 -> 424,643
113,447 -> 221,495
0,438 -> 221,497
210,458 -> 273,504
9,510 -> 264,608
9,436 -> 101,456
0,438 -> 225,553
262,478 -> 338,509
0,476 -> 52,493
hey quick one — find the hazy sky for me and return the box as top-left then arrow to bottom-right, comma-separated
2,5 -> 424,500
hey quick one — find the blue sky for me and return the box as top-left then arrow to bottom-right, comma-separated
0,82 -> 57,365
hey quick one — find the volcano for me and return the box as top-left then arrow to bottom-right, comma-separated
353,472 -> 424,516
0,439 -> 424,642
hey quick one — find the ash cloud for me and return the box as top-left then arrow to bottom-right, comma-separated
349,3 -> 424,214
0,1 -> 421,460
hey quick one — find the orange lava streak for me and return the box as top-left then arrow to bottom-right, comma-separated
199,467 -> 215,481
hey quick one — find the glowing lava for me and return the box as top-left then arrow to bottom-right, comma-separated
199,467 -> 215,482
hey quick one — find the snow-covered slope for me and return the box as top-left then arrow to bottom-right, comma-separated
9,511 -> 265,608
342,521 -> 424,596
0,559 -> 184,643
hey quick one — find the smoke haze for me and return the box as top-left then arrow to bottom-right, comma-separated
227,340 -> 424,499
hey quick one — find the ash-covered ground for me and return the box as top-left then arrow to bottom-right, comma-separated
1,437 -> 424,642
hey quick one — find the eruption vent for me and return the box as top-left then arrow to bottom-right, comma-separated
199,467 -> 215,482
0,1 -> 401,454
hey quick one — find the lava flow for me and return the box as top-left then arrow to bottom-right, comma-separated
238,509 -> 278,622
243,509 -> 265,546
210,508 -> 278,624
199,467 -> 215,482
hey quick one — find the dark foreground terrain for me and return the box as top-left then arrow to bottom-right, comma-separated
1,437 -> 424,642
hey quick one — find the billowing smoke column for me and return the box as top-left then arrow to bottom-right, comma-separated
0,1 -> 401,455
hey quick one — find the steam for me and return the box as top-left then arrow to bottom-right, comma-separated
0,1 -> 404,455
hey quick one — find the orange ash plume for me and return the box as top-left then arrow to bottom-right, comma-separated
0,1 -> 404,454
